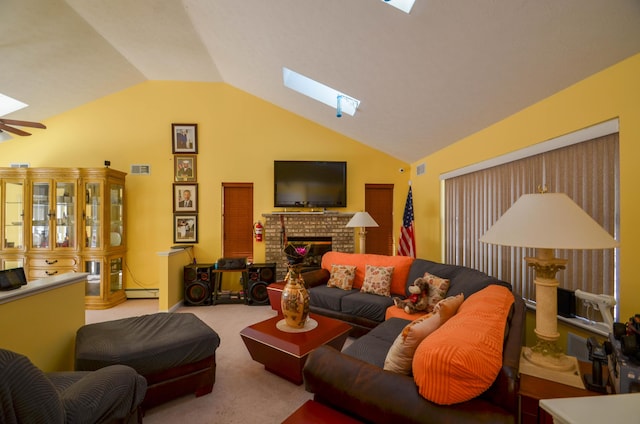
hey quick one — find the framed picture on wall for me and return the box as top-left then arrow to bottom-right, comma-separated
172,123 -> 198,153
174,214 -> 198,243
173,183 -> 198,213
174,154 -> 197,182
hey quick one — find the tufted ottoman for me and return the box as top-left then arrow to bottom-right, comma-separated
75,312 -> 220,411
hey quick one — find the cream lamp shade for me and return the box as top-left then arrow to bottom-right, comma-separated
480,192 -> 618,378
346,212 -> 379,254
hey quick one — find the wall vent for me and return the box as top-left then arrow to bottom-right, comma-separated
130,164 -> 151,175
9,163 -> 29,168
416,163 -> 426,175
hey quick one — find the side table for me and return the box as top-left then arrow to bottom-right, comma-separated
519,360 -> 608,424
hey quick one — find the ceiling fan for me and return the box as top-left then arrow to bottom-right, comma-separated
0,118 -> 46,136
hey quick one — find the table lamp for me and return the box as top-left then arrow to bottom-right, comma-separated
346,212 -> 379,254
479,191 -> 618,376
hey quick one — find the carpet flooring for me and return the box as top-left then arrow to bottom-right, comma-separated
86,300 -> 316,423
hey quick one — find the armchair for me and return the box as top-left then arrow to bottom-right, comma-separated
0,348 -> 147,424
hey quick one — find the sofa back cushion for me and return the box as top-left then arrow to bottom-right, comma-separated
412,284 -> 514,405
407,259 -> 511,299
321,252 -> 414,296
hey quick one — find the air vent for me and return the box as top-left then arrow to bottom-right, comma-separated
416,163 -> 426,175
9,163 -> 29,168
130,164 -> 151,175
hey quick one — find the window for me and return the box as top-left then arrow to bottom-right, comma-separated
443,130 -> 619,322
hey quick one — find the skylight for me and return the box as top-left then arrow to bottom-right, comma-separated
381,0 -> 415,14
0,93 -> 27,117
282,67 -> 360,117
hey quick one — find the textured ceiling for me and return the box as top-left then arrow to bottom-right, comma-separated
2,0 -> 640,161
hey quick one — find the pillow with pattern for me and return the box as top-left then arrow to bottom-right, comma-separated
327,264 -> 357,290
422,272 -> 450,313
360,265 -> 394,297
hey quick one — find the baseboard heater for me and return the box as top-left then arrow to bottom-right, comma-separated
125,289 -> 159,299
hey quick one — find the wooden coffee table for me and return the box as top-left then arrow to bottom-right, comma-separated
240,313 -> 351,385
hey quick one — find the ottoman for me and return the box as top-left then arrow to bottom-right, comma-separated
75,312 -> 220,411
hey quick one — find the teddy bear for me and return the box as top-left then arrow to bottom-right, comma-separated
393,278 -> 430,314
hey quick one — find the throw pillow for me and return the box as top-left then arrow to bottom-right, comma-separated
422,272 -> 450,313
326,264 -> 357,290
360,265 -> 394,297
383,294 -> 464,375
412,285 -> 514,405
384,312 -> 439,374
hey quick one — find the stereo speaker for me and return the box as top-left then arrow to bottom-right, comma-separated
184,263 -> 214,306
247,262 -> 276,305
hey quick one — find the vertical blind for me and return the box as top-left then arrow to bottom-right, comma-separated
444,133 -> 619,308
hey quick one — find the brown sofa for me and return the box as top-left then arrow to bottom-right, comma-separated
299,253 -> 526,424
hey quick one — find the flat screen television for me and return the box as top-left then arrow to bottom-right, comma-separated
274,161 -> 347,208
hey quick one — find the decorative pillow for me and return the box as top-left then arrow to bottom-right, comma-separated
422,272 -> 450,313
412,285 -> 514,405
384,312 -> 439,374
326,264 -> 357,290
360,265 -> 394,297
383,294 -> 464,375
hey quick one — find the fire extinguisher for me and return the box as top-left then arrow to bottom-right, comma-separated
254,221 -> 263,242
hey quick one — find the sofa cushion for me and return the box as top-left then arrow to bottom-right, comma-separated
341,291 -> 395,323
343,318 -> 409,367
408,259 -> 511,299
412,285 -> 514,405
383,294 -> 464,375
321,252 -> 414,296
309,285 -> 357,311
361,265 -> 394,296
327,264 -> 357,290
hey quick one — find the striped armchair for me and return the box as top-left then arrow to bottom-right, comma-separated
0,348 -> 146,424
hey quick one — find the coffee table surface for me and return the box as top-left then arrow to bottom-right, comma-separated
240,313 -> 351,357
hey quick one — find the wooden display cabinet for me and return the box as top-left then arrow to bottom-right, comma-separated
0,167 -> 127,309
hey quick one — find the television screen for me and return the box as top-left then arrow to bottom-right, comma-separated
274,161 -> 347,208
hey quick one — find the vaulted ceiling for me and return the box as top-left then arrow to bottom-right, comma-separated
2,0 -> 640,162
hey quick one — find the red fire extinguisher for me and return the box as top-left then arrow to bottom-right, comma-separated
254,221 -> 264,242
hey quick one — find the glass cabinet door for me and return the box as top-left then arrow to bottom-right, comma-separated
85,182 -> 102,248
31,181 -> 50,249
85,259 -> 101,296
110,183 -> 124,247
109,257 -> 123,294
3,181 -> 25,250
55,181 -> 76,249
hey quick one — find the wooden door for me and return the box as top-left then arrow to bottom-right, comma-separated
222,183 -> 254,261
364,184 -> 394,255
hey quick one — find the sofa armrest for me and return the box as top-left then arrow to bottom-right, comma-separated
301,268 -> 330,288
303,345 -> 513,424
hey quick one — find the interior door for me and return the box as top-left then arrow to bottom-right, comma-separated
364,184 -> 394,255
222,183 -> 254,261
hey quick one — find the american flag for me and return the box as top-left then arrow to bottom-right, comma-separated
397,186 -> 416,257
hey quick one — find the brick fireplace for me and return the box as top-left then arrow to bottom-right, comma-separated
263,212 -> 355,280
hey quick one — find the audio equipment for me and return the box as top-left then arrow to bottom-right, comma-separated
216,257 -> 247,270
184,263 -> 214,306
246,262 -> 276,305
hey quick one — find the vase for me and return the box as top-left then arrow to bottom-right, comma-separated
280,265 -> 310,329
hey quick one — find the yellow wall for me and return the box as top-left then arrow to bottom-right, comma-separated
0,82 -> 410,296
411,53 -> 640,321
0,279 -> 85,371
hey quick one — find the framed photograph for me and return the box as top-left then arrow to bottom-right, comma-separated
172,123 -> 198,153
174,214 -> 198,243
173,183 -> 198,213
174,154 -> 197,182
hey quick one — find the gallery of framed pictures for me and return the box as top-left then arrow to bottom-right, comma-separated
171,123 -> 198,153
174,214 -> 197,243
174,154 -> 197,182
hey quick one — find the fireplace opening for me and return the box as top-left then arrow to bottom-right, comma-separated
287,236 -> 332,272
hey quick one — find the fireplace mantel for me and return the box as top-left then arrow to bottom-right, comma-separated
262,212 -> 355,279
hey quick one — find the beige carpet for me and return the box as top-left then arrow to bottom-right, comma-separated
86,300 -> 315,423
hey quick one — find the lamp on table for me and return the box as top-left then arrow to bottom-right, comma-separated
479,189 -> 618,386
346,212 -> 379,254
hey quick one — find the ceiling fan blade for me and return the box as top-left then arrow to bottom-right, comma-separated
0,123 -> 32,136
0,119 -> 46,129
